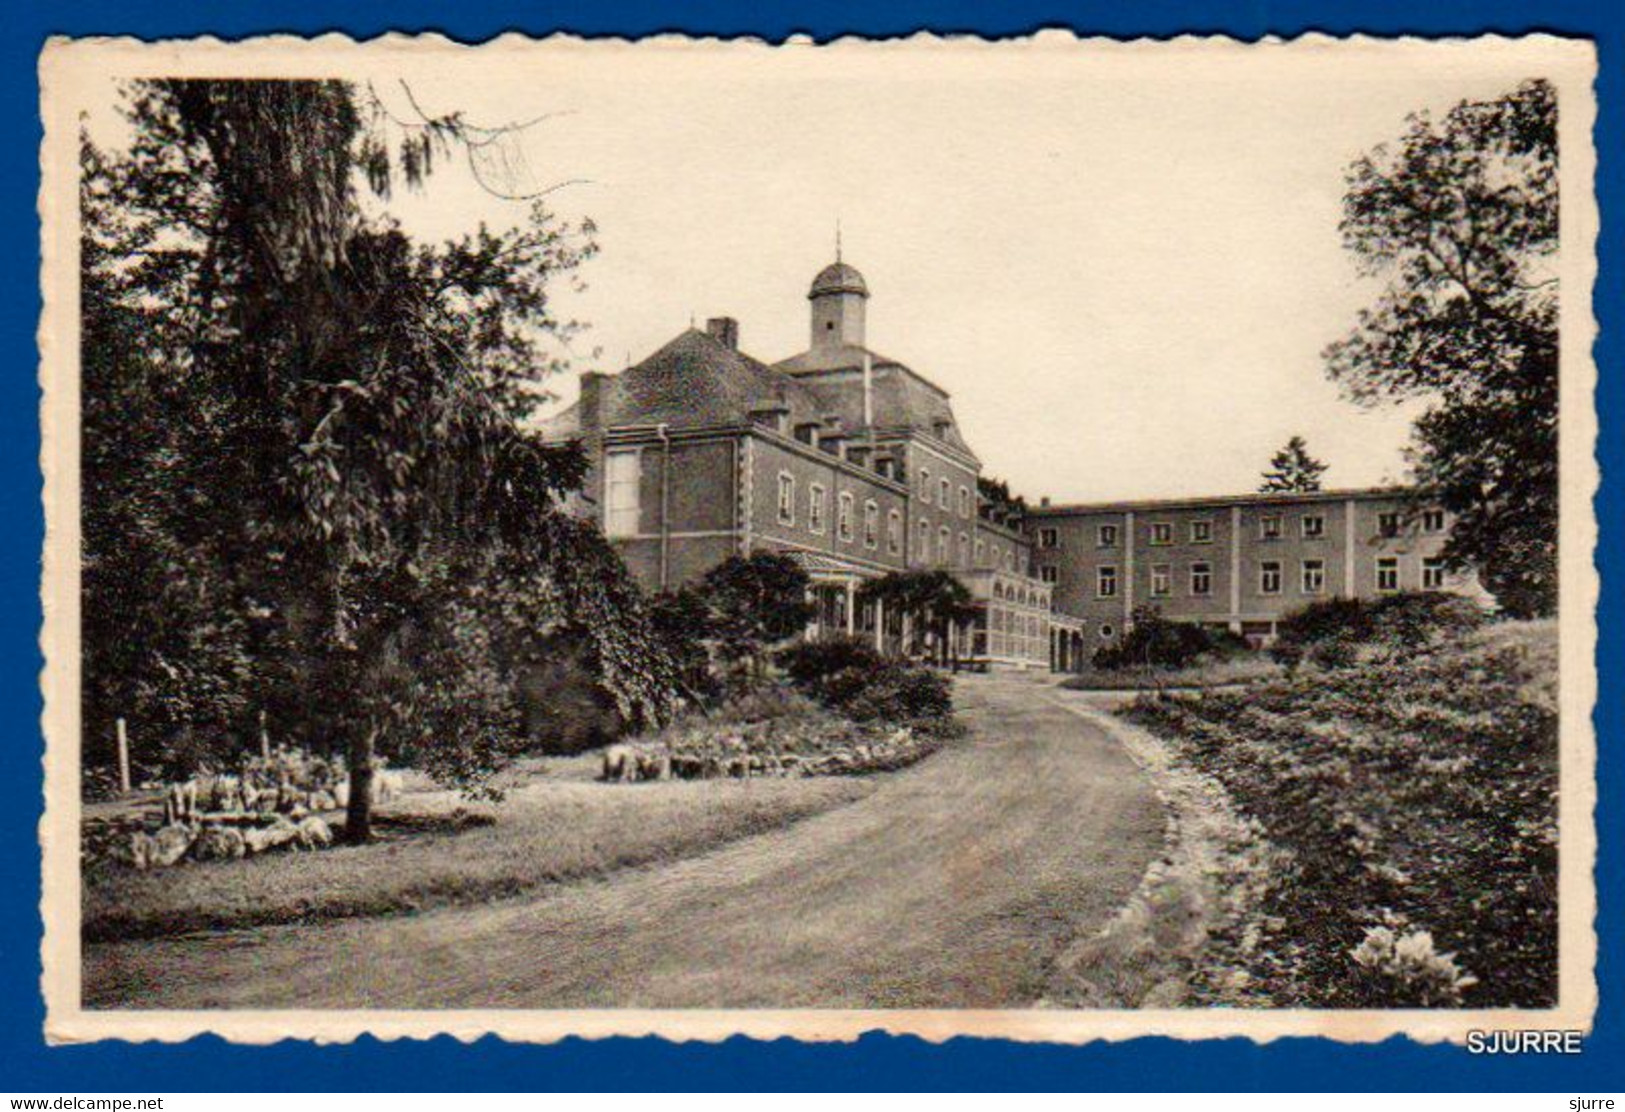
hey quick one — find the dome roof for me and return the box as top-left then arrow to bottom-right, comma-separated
808,260 -> 869,299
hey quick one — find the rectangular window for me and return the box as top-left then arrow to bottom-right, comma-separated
1150,522 -> 1173,546
1260,515 -> 1282,540
1097,565 -> 1118,598
1191,562 -> 1213,596
1301,558 -> 1325,594
837,492 -> 854,542
960,486 -> 973,519
777,472 -> 796,526
1422,509 -> 1446,534
1260,560 -> 1283,595
604,450 -> 641,538
919,469 -> 931,503
808,483 -> 827,534
1301,514 -> 1325,539
1038,527 -> 1059,549
863,500 -> 880,548
1190,519 -> 1213,544
1039,565 -> 1058,584
1422,557 -> 1447,589
887,510 -> 903,556
1379,512 -> 1403,538
1098,523 -> 1119,547
1150,564 -> 1171,597
1377,556 -> 1401,592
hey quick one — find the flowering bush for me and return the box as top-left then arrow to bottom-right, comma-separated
1349,926 -> 1479,1007
1127,621 -> 1556,1007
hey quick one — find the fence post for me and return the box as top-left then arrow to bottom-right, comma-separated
115,717 -> 131,795
259,709 -> 270,760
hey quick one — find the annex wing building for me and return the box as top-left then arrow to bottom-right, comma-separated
543,256 -> 1479,670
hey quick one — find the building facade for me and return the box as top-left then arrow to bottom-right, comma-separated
543,255 -> 1481,670
540,256 -> 1059,669
1025,490 -> 1478,648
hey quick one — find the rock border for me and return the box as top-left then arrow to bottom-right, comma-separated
1038,692 -> 1275,1008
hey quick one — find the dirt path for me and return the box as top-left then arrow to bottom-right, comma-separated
85,675 -> 1164,1010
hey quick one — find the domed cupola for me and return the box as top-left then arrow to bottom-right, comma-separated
808,258 -> 868,349
809,261 -> 869,300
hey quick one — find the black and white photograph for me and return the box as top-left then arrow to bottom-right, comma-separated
38,33 -> 1597,1045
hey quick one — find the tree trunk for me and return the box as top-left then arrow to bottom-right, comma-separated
344,722 -> 378,844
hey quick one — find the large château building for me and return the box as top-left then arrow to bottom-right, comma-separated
543,256 -> 1475,670
539,255 -> 1063,669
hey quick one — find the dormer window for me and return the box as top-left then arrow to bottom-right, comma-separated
750,406 -> 789,435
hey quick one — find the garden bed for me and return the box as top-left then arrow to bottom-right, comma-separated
1122,620 -> 1558,1007
1061,656 -> 1283,692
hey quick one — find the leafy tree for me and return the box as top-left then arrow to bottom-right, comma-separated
1259,435 -> 1329,492
859,569 -> 977,669
1326,79 -> 1558,617
698,552 -> 814,679
647,587 -> 721,704
1094,605 -> 1242,678
976,475 -> 1028,524
81,79 -> 676,837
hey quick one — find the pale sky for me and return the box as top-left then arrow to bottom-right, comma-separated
89,38 -> 1563,503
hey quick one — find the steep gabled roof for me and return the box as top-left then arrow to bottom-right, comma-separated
534,400 -> 580,442
590,328 -> 831,432
773,344 -> 978,462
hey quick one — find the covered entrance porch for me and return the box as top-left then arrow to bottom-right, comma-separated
1048,613 -> 1088,674
786,552 -> 902,655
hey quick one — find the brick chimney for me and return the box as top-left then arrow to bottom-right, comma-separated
579,371 -> 605,434
706,316 -> 740,350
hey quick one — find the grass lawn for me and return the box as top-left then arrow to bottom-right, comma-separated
1061,654 -> 1283,692
84,762 -> 873,942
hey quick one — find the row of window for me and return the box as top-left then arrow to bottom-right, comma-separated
990,581 -> 1050,610
1088,556 -> 1448,599
1037,509 -> 1447,551
918,467 -> 975,520
777,472 -> 903,554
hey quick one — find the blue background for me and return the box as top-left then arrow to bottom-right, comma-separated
3,0 -> 1616,1092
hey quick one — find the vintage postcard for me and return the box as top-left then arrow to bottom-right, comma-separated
38,32 -> 1598,1045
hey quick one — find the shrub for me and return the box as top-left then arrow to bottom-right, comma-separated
514,630 -> 626,756
1093,607 -> 1245,671
646,588 -> 722,704
1271,591 -> 1487,671
777,636 -> 883,688
1369,591 -> 1489,656
723,683 -> 824,724
837,664 -> 953,725
777,637 -> 953,726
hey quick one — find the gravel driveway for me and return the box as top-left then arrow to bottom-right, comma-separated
85,673 -> 1163,1010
